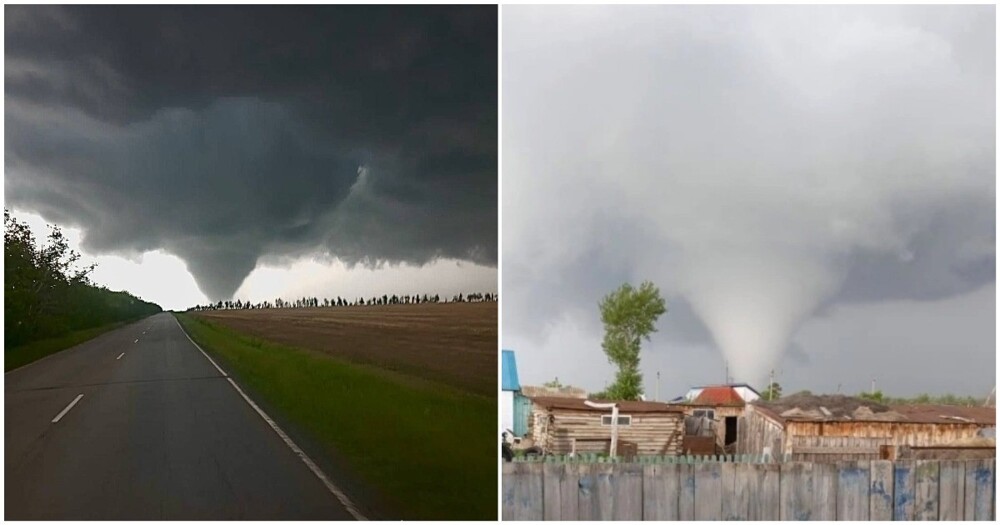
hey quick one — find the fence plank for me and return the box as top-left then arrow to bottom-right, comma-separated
870,460 -> 894,521
503,458 -> 990,521
586,463 -> 615,520
503,461 -> 543,521
612,463 -> 643,520
814,461 -> 838,520
914,460 -> 940,520
781,462 -> 815,520
694,462 -> 723,520
576,463 -> 597,521
938,460 -> 965,521
542,462 -> 580,520
750,462 -> 780,520
720,461 -> 747,520
733,462 -> 755,520
964,459 -> 995,521
894,460 -> 916,521
837,461 -> 870,520
679,462 -> 696,520
642,463 -> 680,520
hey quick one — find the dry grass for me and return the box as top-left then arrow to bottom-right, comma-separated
195,302 -> 496,396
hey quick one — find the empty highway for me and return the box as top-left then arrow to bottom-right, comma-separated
5,313 -> 361,520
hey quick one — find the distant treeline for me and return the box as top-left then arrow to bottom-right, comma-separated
5,210 -> 162,348
189,291 -> 497,311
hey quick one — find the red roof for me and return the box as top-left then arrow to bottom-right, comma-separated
694,386 -> 745,406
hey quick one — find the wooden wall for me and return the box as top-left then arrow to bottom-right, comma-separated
736,408 -> 784,458
738,405 -> 994,462
502,458 -> 996,521
531,407 -> 684,456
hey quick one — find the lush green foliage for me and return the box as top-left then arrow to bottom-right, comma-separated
5,210 -> 161,348
858,390 -> 886,403
598,281 -> 667,400
762,382 -> 783,400
177,314 -> 496,520
860,390 -> 988,406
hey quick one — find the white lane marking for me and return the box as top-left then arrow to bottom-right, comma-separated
173,318 -> 228,378
173,317 -> 367,520
52,394 -> 84,423
116,352 -> 125,360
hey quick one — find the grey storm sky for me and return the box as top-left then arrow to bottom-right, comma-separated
502,5 -> 995,398
5,5 -> 497,308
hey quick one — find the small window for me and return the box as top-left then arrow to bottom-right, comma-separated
693,409 -> 715,419
600,415 -> 632,426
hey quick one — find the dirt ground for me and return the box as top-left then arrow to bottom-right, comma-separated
196,302 -> 496,397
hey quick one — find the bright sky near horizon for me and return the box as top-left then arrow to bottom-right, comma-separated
8,208 -> 496,312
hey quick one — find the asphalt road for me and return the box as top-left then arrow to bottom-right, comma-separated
4,312 -> 358,520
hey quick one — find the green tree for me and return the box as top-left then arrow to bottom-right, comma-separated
598,281 -> 667,400
859,390 -> 885,403
5,209 -> 160,348
762,382 -> 783,401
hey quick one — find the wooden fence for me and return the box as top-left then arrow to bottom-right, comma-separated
502,458 -> 995,520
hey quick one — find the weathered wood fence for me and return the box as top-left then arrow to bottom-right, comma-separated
502,459 -> 995,520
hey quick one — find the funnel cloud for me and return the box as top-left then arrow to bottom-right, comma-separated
503,5 -> 994,394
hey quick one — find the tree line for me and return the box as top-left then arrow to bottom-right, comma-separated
5,210 -> 162,348
188,291 -> 497,311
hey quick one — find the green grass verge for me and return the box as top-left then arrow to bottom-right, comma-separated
5,321 -> 127,372
176,313 -> 496,520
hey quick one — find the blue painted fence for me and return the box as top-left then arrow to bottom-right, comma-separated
502,458 -> 995,521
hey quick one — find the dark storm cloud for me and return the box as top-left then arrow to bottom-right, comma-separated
5,5 -> 497,300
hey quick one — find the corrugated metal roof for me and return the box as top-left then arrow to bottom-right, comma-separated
753,395 -> 996,425
501,349 -> 520,391
694,386 -> 745,406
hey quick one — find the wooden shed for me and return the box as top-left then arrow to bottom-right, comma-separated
737,394 -> 996,462
528,397 -> 685,456
679,385 -> 747,453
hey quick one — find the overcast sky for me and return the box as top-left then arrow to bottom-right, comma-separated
5,5 -> 497,310
503,5 -> 995,398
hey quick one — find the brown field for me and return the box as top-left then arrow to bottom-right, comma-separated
195,302 -> 496,396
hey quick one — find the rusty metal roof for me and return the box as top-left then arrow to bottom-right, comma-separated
529,396 -> 685,414
752,394 -> 995,425
889,404 -> 996,425
693,386 -> 745,406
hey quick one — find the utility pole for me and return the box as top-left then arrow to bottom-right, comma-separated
725,361 -> 729,385
656,371 -> 660,402
769,369 -> 775,400
871,378 -> 876,396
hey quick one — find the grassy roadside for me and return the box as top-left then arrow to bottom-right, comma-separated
175,313 -> 496,520
5,321 -> 128,372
